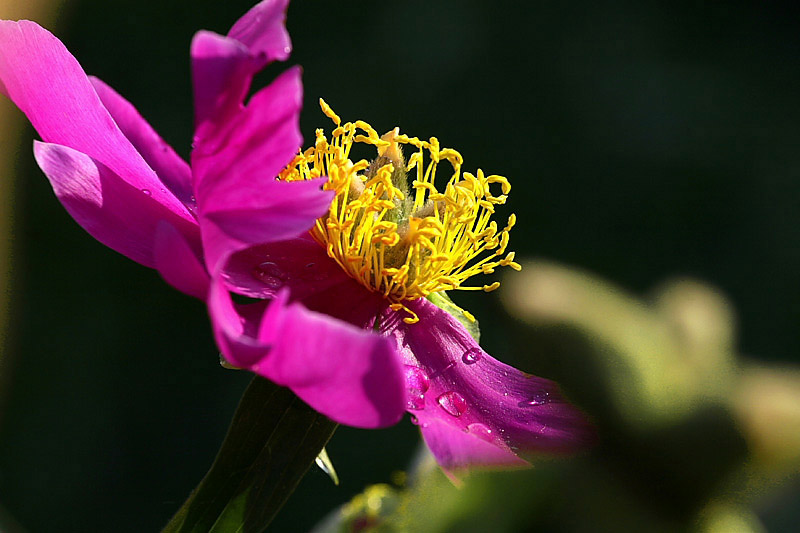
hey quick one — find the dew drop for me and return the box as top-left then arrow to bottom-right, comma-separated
461,348 -> 482,365
186,195 -> 198,215
410,414 -> 420,425
466,423 -> 493,442
404,365 -> 430,394
257,261 -> 285,279
141,188 -> 152,196
406,392 -> 425,410
252,261 -> 287,289
518,391 -> 551,407
260,277 -> 283,289
437,391 -> 467,417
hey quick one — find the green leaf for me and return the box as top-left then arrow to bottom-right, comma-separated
163,376 -> 338,533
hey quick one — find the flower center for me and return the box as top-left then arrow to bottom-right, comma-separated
279,99 -> 521,324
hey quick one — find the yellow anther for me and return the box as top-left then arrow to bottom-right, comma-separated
401,309 -> 420,324
505,213 -> 517,231
280,101 -> 520,322
319,98 -> 341,126
499,251 -> 519,268
378,128 -> 404,168
486,174 -> 510,194
354,121 -> 379,139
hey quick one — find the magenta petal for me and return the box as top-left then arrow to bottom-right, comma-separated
0,20 -> 192,224
203,179 -> 332,238
419,418 -> 528,477
397,298 -> 595,469
208,279 -> 406,428
191,0 -> 291,137
193,66 -> 332,273
299,271 -> 389,331
228,0 -> 292,66
256,292 -> 406,428
208,276 -> 270,369
154,221 -> 209,300
90,76 -> 194,207
193,66 -> 305,208
221,235 -> 348,299
221,236 -> 388,331
190,30 -> 252,138
201,179 -> 332,274
33,141 -> 200,268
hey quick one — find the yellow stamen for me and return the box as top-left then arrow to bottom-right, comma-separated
280,99 -> 522,324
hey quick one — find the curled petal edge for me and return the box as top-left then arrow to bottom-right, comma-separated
209,280 -> 407,429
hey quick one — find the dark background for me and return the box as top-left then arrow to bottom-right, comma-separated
1,0 -> 799,531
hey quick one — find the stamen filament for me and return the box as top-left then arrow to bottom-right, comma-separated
278,99 -> 520,324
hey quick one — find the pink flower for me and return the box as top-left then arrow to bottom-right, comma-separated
0,0 -> 593,474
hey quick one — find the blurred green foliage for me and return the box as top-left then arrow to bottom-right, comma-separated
316,262 -> 800,532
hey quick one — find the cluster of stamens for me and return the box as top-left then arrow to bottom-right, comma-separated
279,99 -> 521,324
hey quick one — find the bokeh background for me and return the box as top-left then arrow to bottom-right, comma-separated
1,0 -> 799,531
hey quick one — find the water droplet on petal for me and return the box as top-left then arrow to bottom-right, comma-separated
461,348 -> 482,365
257,276 -> 283,289
252,261 -> 287,288
141,188 -> 151,196
466,423 -> 493,442
258,261 -> 286,279
406,392 -> 425,410
404,365 -> 429,393
518,391 -> 551,407
437,391 -> 467,417
410,414 -> 420,425
404,366 -> 429,410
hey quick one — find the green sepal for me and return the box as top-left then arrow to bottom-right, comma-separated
163,376 -> 338,533
426,291 -> 480,342
315,446 -> 340,486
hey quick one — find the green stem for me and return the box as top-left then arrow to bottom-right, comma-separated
163,377 -> 338,533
